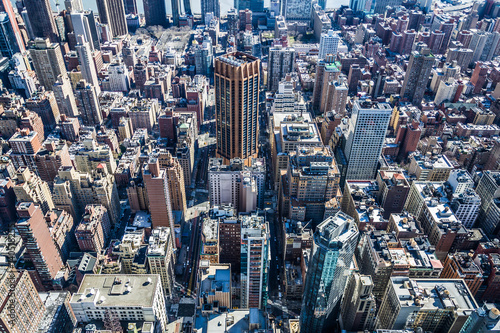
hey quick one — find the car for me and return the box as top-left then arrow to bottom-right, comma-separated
274,237 -> 277,242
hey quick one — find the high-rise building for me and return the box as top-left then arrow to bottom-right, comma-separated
171,0 -> 181,26
377,277 -> 477,331
96,0 -> 128,37
209,158 -> 266,212
312,55 -> 339,110
344,100 -> 392,180
215,52 -> 260,165
76,35 -> 101,94
75,204 -> 111,252
143,158 -> 175,242
13,167 -> 55,214
201,0 -> 220,22
281,146 -> 341,225
0,269 -> 46,332
214,205 -> 241,270
124,0 -> 138,15
282,0 -> 312,21
69,274 -> 167,331
318,30 -> 340,60
147,227 -> 176,298
143,0 -> 167,27
9,128 -> 43,173
65,0 -> 84,11
0,0 -> 25,55
401,47 -> 434,105
236,0 -> 264,12
340,273 -> 377,332
53,75 -> 79,118
17,202 -> 64,290
476,171 -> 500,235
34,137 -> 72,184
25,0 -> 59,42
267,46 -> 295,92
75,80 -> 102,126
0,179 -> 17,231
45,209 -> 75,261
52,165 -> 120,223
321,78 -> 348,116
157,150 -> 187,216
183,0 -> 192,14
26,89 -> 61,132
300,212 -> 359,333
72,138 -> 116,174
240,212 -> 269,309
0,13 -> 21,58
29,38 -> 67,91
71,11 -> 100,51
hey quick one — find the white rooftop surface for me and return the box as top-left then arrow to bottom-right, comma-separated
133,211 -> 152,228
393,278 -> 477,313
71,274 -> 159,307
195,310 -> 266,333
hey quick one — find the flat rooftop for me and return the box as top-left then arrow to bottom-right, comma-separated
70,274 -> 159,308
218,52 -> 258,66
195,309 -> 266,333
392,278 -> 478,314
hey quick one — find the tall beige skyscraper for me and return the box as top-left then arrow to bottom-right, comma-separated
76,35 -> 101,94
13,167 -> 55,214
215,52 -> 260,165
53,74 -> 79,118
96,0 -> 128,37
29,38 -> 67,90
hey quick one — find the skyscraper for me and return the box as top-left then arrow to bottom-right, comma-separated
147,227 -> 176,298
157,150 -> 187,216
171,0 -> 181,26
282,0 -> 313,21
53,74 -> 79,118
0,13 -> 20,58
401,47 -> 434,105
64,0 -> 84,11
0,269 -> 46,332
76,35 -> 101,94
143,0 -> 167,27
345,100 -> 392,180
236,0 -> 264,12
143,158 -> 175,244
215,52 -> 260,165
267,46 -> 295,92
201,0 -> 220,22
29,38 -> 67,91
0,0 -> 25,55
17,202 -> 64,290
75,80 -> 102,125
24,0 -> 59,42
318,30 -> 341,59
96,0 -> 128,37
124,0 -> 138,14
340,273 -> 377,331
71,11 -> 100,51
300,212 -> 359,333
183,0 -> 192,15
240,212 -> 270,309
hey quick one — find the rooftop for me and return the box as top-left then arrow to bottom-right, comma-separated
70,274 -> 159,307
391,278 -> 477,314
218,52 -> 258,67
